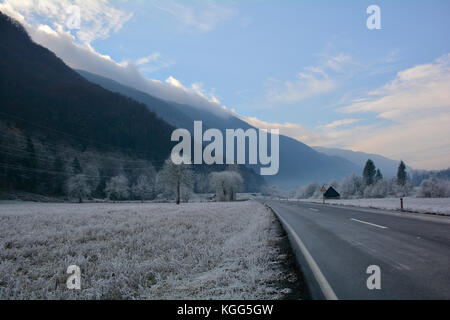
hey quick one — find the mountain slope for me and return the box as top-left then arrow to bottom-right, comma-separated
78,71 -> 361,188
0,12 -> 175,163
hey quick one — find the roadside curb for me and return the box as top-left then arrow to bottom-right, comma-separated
265,203 -> 338,300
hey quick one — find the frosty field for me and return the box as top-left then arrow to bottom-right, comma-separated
296,197 -> 450,215
0,201 -> 297,300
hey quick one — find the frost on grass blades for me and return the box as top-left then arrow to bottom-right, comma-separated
171,121 -> 279,176
0,201 -> 294,299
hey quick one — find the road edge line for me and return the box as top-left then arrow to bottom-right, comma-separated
266,203 -> 338,300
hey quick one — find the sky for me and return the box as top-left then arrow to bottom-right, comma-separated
1,0 -> 449,170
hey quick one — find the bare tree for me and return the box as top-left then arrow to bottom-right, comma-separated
132,174 -> 153,202
157,158 -> 194,204
67,174 -> 91,203
105,175 -> 130,201
209,171 -> 243,201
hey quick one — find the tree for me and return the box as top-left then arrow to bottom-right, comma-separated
341,173 -> 364,199
364,179 -> 388,198
209,171 -> 243,201
375,169 -> 383,182
132,175 -> 153,202
72,157 -> 82,175
418,177 -> 450,198
297,182 -> 321,199
105,175 -> 130,200
157,158 -> 194,204
397,161 -> 407,186
362,159 -> 376,186
67,174 -> 91,203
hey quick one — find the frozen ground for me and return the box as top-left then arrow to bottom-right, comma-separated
0,201 -> 297,299
295,197 -> 450,215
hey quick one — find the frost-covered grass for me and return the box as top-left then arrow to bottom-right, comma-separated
0,201 -> 292,300
295,197 -> 450,215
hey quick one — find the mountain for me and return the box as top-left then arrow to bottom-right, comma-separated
313,146 -> 404,178
0,12 -> 175,163
78,71 -> 361,189
0,12 -> 264,195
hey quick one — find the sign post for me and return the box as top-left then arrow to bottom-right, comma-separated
321,185 -> 327,204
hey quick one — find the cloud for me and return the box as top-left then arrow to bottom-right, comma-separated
135,53 -> 174,73
320,118 -> 360,129
0,1 -> 229,117
236,114 -> 326,146
340,54 -> 450,121
337,54 -> 450,169
240,53 -> 450,169
246,54 -> 450,169
0,0 -> 132,45
265,54 -> 354,104
151,0 -> 237,33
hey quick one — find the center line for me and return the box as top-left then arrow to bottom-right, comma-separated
350,218 -> 388,229
309,208 -> 319,212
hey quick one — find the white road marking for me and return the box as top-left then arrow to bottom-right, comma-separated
309,208 -> 319,212
350,218 -> 388,229
269,206 -> 338,300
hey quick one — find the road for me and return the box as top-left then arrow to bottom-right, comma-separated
265,200 -> 450,300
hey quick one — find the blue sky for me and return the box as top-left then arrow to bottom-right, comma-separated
1,0 -> 449,169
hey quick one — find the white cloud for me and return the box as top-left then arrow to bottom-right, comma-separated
135,53 -> 174,73
0,0 -> 132,45
247,54 -> 450,169
0,2 -> 229,117
337,54 -> 450,169
340,54 -> 450,120
265,54 -> 354,104
151,0 -> 237,33
320,118 -> 360,129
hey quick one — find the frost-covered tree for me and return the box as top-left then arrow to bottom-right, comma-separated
341,173 -> 364,199
67,174 -> 91,203
209,171 -> 244,201
418,177 -> 450,198
375,169 -> 383,182
363,159 -> 376,186
262,184 -> 284,199
157,158 -> 194,204
297,182 -> 321,199
132,174 -> 153,202
105,175 -> 130,200
180,184 -> 193,203
397,161 -> 407,186
364,179 -> 388,198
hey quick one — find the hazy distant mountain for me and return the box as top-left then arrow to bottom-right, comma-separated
313,146 -> 405,178
79,71 -> 361,189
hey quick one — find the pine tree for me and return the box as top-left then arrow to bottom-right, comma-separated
362,159 -> 376,186
375,169 -> 383,182
397,161 -> 407,186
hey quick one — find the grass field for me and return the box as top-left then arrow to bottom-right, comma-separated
0,201 -> 300,299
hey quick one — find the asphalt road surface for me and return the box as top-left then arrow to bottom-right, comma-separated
266,200 -> 450,300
